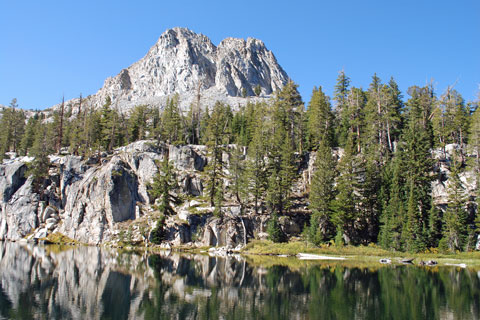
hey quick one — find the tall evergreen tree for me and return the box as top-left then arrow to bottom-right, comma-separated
203,102 -> 232,213
0,99 -> 25,156
265,127 -> 295,215
427,197 -> 443,248
346,87 -> 366,153
433,87 -> 469,156
149,156 -> 180,216
333,70 -> 351,147
160,96 -> 183,144
308,138 -> 336,244
331,134 -> 360,245
245,109 -> 268,214
99,97 -> 115,150
363,74 -> 403,160
403,181 -> 427,252
442,155 -> 469,251
379,152 -> 405,250
228,145 -> 247,208
274,80 -> 304,153
306,86 -> 334,150
400,86 -> 436,251
129,104 -> 151,143
19,115 -> 39,156
385,77 -> 404,150
29,124 -> 51,191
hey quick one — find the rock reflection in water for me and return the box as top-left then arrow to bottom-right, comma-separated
0,242 -> 479,319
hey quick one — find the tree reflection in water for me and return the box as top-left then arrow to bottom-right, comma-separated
0,242 -> 479,320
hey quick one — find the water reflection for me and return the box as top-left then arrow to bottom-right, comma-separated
0,242 -> 479,320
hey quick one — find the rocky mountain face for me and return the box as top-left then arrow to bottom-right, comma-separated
0,140 -> 476,247
53,27 -> 289,113
0,141 -> 281,245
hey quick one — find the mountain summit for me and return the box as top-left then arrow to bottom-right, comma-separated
86,27 -> 289,110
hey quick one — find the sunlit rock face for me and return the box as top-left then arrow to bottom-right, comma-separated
0,141 -> 477,245
50,27 -> 289,113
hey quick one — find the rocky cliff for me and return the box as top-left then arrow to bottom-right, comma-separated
51,27 -> 289,113
0,141 -> 277,246
0,140 -> 475,247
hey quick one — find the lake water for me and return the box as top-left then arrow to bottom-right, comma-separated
0,242 -> 479,319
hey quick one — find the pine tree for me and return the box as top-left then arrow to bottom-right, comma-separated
149,156 -> 180,216
470,102 -> 480,167
433,87 -> 469,155
363,74 -> 402,160
333,70 -> 351,147
29,124 -> 51,191
306,86 -> 334,150
56,97 -> 65,153
245,111 -> 268,214
360,155 -> 382,243
400,85 -> 436,251
403,181 -> 427,252
274,80 -> 304,153
98,97 -> 115,150
331,134 -> 359,245
442,155 -> 469,251
150,215 -> 166,244
308,138 -> 336,245
363,74 -> 385,153
228,145 -> 247,207
0,99 -> 25,156
128,104 -> 151,143
160,95 -> 184,144
379,152 -> 405,250
265,125 -> 295,216
427,197 -> 443,248
346,87 -> 366,153
385,77 -> 404,151
19,115 -> 39,156
203,102 -> 232,213
470,101 -> 480,241
267,211 -> 286,243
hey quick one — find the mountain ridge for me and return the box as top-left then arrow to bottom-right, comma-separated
50,27 -> 289,113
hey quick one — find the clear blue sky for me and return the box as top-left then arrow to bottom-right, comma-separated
1,0 -> 479,109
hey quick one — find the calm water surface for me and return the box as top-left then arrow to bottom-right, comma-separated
0,242 -> 479,319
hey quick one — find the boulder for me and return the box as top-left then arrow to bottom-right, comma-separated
33,228 -> 48,239
178,210 -> 190,222
46,222 -> 57,230
41,206 -> 57,223
45,217 -> 58,225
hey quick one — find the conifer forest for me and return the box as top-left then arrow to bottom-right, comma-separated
1,72 -> 480,253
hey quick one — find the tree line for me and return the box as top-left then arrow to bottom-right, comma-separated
1,72 -> 479,252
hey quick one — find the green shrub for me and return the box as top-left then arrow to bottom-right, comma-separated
267,212 -> 286,243
151,215 -> 166,244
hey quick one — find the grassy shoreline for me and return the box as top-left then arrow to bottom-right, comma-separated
241,240 -> 480,267
39,233 -> 480,267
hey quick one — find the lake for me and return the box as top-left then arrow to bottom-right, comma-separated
0,242 -> 479,319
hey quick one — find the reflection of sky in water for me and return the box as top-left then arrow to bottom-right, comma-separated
0,242 -> 479,320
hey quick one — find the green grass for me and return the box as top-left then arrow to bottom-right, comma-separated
242,240 -> 480,267
44,232 -> 80,245
243,239 -> 393,256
